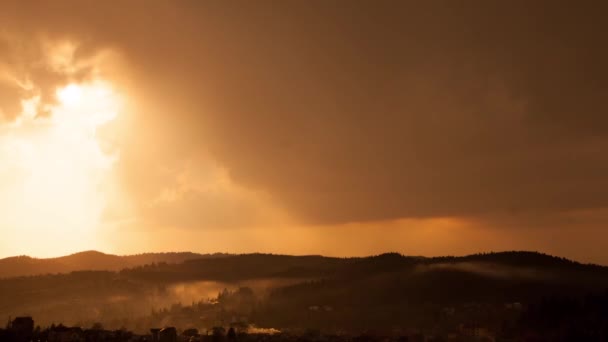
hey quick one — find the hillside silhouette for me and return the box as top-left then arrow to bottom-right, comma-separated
0,250 -> 228,278
1,250 -> 608,331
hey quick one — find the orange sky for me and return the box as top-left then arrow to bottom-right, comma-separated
1,1 -> 608,263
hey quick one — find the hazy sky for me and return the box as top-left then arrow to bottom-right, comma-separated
1,1 -> 608,263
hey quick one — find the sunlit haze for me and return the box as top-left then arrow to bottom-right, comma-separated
0,81 -> 121,257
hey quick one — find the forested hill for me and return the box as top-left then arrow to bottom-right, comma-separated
0,250 -> 228,278
1,251 -> 608,330
1,250 -> 604,280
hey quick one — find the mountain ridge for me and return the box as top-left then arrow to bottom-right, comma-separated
0,250 -> 229,278
0,250 -> 603,279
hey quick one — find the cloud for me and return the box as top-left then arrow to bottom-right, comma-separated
1,1 -> 608,231
129,159 -> 290,230
0,31 -> 101,121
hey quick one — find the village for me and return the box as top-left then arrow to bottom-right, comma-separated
0,315 -> 505,342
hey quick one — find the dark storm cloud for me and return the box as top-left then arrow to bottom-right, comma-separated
2,1 -> 608,225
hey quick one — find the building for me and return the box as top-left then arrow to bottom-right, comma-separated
159,327 -> 177,342
48,325 -> 84,342
10,317 -> 34,342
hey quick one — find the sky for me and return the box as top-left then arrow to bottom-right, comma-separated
1,1 -> 608,263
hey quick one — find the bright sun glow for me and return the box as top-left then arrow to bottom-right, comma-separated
57,83 -> 83,106
0,80 -> 122,257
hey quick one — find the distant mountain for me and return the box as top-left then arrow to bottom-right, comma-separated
0,250 -> 228,278
119,251 -> 606,283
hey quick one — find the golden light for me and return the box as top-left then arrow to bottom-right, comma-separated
56,83 -> 83,106
0,80 -> 122,257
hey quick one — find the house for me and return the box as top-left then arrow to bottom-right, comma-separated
48,325 -> 84,342
151,328 -> 161,342
183,328 -> 200,340
504,302 -> 523,310
10,316 -> 34,342
442,307 -> 456,315
83,328 -> 115,342
159,327 -> 177,342
459,324 -> 495,341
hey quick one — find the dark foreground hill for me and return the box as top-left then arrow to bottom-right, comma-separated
1,251 -> 607,332
0,250 -> 228,278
